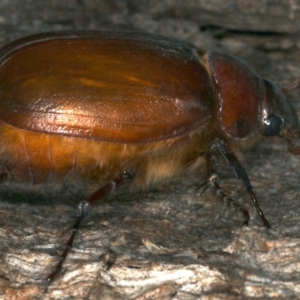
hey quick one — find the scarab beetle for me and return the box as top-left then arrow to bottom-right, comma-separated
0,30 -> 299,282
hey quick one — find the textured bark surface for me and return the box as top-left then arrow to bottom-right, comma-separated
0,1 -> 300,299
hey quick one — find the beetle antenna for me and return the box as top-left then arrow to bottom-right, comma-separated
283,79 -> 300,92
286,129 -> 300,155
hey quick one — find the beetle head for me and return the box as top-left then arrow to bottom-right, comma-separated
261,79 -> 300,155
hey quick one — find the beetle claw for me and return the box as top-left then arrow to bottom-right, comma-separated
198,173 -> 219,195
197,181 -> 210,196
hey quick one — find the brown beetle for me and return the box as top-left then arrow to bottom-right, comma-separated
0,30 -> 299,282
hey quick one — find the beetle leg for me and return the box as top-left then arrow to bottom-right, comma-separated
212,140 -> 271,229
199,151 -> 250,226
46,170 -> 134,287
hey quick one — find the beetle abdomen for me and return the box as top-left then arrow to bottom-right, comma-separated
0,122 -> 211,193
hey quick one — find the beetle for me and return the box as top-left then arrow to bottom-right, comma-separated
0,30 -> 299,283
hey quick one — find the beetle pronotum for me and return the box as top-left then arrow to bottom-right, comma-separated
0,30 -> 299,283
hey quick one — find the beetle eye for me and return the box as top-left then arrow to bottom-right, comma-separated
263,114 -> 283,136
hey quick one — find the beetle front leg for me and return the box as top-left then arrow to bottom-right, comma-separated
46,170 -> 135,287
212,140 -> 270,229
199,151 -> 250,226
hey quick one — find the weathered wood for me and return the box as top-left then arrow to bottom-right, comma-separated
0,1 -> 299,299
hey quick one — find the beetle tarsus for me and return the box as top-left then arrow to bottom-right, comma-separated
200,151 -> 250,226
46,171 -> 135,288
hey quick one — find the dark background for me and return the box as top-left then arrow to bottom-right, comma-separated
0,1 -> 299,299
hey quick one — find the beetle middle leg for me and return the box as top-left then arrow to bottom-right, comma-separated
199,149 -> 250,226
46,170 -> 134,287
